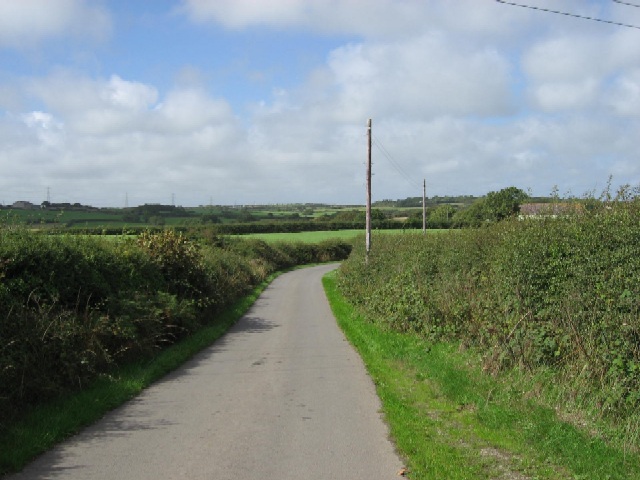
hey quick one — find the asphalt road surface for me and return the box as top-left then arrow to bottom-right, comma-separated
10,263 -> 404,479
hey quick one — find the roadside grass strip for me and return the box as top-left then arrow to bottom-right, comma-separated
323,271 -> 640,480
0,274 -> 278,476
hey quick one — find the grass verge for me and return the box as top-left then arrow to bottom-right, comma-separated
322,270 -> 640,480
0,272 -> 279,476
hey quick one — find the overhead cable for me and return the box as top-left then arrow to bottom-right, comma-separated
495,0 -> 640,30
613,0 -> 640,8
372,135 -> 422,191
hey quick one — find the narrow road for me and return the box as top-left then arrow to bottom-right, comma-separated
10,264 -> 403,479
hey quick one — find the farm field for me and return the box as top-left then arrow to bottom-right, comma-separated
1,204 -> 367,230
232,228 -> 446,243
234,229 -> 364,243
0,194 -> 485,232
1,189 -> 563,234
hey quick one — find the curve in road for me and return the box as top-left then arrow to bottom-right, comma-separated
9,263 -> 403,480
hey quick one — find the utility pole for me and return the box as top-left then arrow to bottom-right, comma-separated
366,119 -> 372,262
422,179 -> 426,234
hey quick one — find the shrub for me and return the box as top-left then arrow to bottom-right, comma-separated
337,199 -> 640,414
0,229 -> 350,421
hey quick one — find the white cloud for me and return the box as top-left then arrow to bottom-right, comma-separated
0,0 -> 111,48
22,111 -> 56,129
326,34 -> 514,120
103,76 -> 158,111
523,36 -> 604,83
21,111 -> 65,148
171,1 -> 640,201
180,0 -> 305,29
178,0 -> 526,40
523,27 -> 640,112
0,70 -> 251,206
0,85 -> 23,112
27,72 -> 159,136
606,69 -> 640,115
157,89 -> 235,133
179,0 -> 424,36
2,1 -> 640,207
532,78 -> 600,111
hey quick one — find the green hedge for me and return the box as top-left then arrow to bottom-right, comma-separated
0,230 -> 351,422
337,200 -> 640,414
63,220 -> 447,236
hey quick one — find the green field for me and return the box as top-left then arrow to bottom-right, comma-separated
233,228 -> 446,243
0,201 -> 448,232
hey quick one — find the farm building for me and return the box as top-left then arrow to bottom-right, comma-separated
519,202 -> 584,219
11,201 -> 36,210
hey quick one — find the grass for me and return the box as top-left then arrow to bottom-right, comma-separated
0,272 -> 279,476
234,228 -> 444,243
235,229 -> 364,243
3,209 -> 125,223
322,270 -> 640,480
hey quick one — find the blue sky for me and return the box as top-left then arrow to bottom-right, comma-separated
1,0 -> 640,207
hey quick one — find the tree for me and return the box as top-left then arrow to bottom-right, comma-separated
452,187 -> 529,226
238,208 -> 254,222
429,204 -> 456,223
484,187 -> 529,221
452,199 -> 488,227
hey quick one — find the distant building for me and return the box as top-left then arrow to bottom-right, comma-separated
40,201 -> 97,211
519,203 -> 584,219
12,201 -> 36,210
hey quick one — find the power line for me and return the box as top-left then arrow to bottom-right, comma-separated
372,136 -> 415,188
372,135 -> 422,190
613,0 -> 640,8
495,0 -> 640,30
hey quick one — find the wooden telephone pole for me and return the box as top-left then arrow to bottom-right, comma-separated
422,179 -> 426,234
366,119 -> 372,261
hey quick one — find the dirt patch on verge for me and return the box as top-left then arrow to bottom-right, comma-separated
480,447 -> 530,480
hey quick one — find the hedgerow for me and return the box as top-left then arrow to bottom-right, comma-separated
337,197 -> 640,415
0,230 -> 351,423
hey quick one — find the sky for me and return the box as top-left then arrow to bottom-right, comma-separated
1,0 -> 640,208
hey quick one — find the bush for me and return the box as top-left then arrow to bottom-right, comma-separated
337,199 -> 640,414
136,230 -> 210,303
0,229 -> 351,421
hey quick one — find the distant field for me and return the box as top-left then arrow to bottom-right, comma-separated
233,230 -> 363,243
1,204 -> 453,236
233,228 -> 445,243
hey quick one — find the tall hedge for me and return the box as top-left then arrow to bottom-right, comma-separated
0,230 -> 351,421
337,200 -> 640,414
